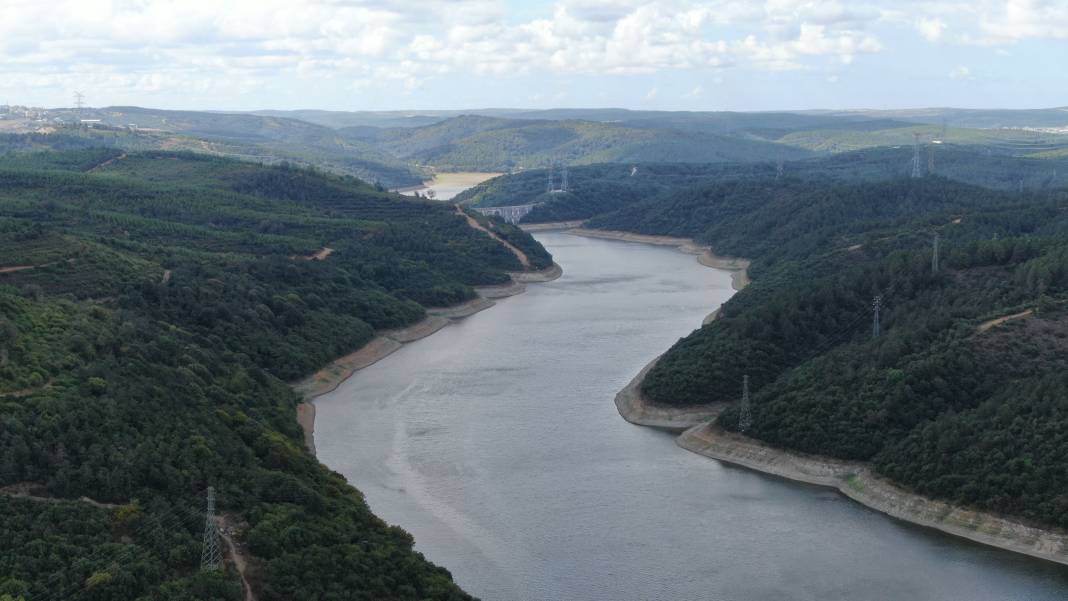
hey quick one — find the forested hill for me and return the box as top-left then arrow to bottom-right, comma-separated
341,115 -> 812,172
0,150 -> 551,600
455,146 -> 1068,224
592,173 -> 1068,531
0,112 -> 427,189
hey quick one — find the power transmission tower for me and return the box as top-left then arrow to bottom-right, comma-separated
561,162 -> 569,192
200,487 -> 222,572
73,91 -> 85,120
932,234 -> 940,274
911,133 -> 922,178
546,161 -> 554,194
738,374 -> 752,433
872,295 -> 883,339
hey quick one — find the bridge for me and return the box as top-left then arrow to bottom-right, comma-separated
473,203 -> 541,224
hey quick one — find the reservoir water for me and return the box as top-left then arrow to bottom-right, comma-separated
315,232 -> 1068,600
399,172 -> 502,200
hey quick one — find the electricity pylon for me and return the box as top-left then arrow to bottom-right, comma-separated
738,375 -> 752,433
200,487 -> 222,571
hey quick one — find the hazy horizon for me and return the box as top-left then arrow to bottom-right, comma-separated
14,103 -> 1068,114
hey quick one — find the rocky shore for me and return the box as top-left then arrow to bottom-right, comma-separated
678,423 -> 1068,566
614,357 -> 728,431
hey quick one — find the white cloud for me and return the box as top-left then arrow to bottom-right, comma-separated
979,0 -> 1068,41
916,17 -> 946,42
0,0 -> 893,98
15,0 -> 1058,106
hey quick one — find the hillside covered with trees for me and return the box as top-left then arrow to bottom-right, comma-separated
582,172 -> 1068,531
0,150 -> 553,600
456,146 -> 1068,225
341,115 -> 812,173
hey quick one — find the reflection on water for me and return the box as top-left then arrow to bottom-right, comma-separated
316,232 -> 1068,601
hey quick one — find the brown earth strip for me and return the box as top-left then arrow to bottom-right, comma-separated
456,206 -> 530,268
977,309 -> 1034,333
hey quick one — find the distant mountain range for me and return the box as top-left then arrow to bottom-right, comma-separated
3,105 -> 1068,187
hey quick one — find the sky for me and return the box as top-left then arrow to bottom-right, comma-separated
0,0 -> 1065,112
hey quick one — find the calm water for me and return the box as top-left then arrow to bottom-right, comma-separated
399,172 -> 501,200
316,232 -> 1068,601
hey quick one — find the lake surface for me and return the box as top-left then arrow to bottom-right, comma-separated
316,232 -> 1068,601
399,172 -> 501,200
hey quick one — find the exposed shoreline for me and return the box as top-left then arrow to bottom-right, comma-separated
678,423 -> 1068,566
566,228 -> 750,291
293,262 -> 562,456
614,356 -> 728,431
596,230 -> 749,429
519,220 -> 586,232
601,230 -> 1068,567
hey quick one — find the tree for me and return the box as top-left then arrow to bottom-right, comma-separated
0,320 -> 17,367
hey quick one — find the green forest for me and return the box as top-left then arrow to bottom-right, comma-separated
575,171 -> 1068,530
0,149 -> 552,600
456,146 -> 1068,227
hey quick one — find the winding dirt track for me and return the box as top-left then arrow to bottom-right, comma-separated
88,152 -> 128,172
456,206 -> 530,268
977,309 -> 1034,333
0,265 -> 35,274
305,247 -> 334,261
0,483 -> 120,509
217,515 -> 256,601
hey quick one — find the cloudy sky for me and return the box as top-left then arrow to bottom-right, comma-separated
1,0 -> 1065,111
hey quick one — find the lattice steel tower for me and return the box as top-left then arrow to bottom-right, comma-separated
872,295 -> 883,338
738,375 -> 752,433
932,234 -> 940,274
911,133 -> 922,178
200,487 -> 222,571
